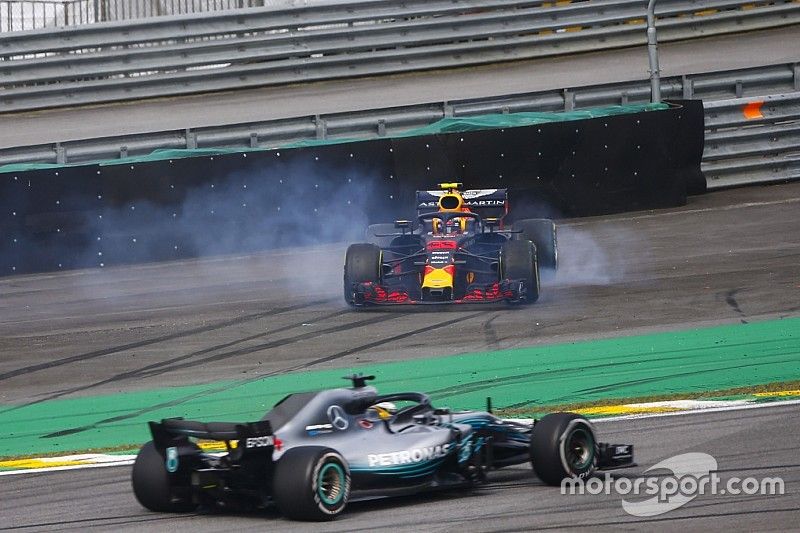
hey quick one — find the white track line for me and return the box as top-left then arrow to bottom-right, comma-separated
509,398 -> 800,426
0,457 -> 135,476
591,397 -> 800,422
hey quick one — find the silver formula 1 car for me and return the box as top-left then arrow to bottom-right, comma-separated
132,375 -> 634,521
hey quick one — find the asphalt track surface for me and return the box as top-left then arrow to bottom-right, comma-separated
2,404 -> 798,532
2,25 -> 799,148
1,182 -> 799,530
2,181 -> 800,406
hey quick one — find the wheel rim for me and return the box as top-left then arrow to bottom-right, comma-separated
317,462 -> 345,506
565,427 -> 594,471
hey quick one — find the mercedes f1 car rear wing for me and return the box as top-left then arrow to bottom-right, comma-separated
149,418 -> 276,459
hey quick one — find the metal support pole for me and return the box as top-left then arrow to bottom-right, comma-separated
563,89 -> 575,111
185,129 -> 197,149
55,143 -> 66,164
314,115 -> 327,140
646,0 -> 661,103
443,102 -> 454,118
792,63 -> 800,91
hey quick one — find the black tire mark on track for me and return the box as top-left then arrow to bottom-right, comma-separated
288,311 -> 486,365
42,311 -> 484,439
0,298 -> 336,383
0,308 -> 355,413
130,311 -> 402,379
500,357 -> 789,410
421,337 -> 792,408
725,289 -> 749,324
482,313 -> 502,350
0,514 -> 194,531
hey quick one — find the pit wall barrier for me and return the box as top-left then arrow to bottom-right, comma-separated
0,100 -> 704,275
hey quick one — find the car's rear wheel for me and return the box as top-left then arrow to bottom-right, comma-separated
343,243 -> 382,306
131,441 -> 196,512
514,218 -> 558,271
530,413 -> 597,486
365,223 -> 397,248
273,447 -> 350,521
500,240 -> 540,304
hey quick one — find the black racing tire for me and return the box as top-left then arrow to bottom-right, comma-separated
500,240 -> 540,304
343,243 -> 382,306
273,447 -> 351,521
131,441 -> 195,513
514,218 -> 558,271
530,413 -> 597,486
365,223 -> 397,248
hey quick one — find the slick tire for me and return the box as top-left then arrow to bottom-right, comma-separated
514,219 -> 558,272
343,243 -> 382,306
131,441 -> 195,512
500,240 -> 540,304
273,447 -> 351,521
530,413 -> 597,486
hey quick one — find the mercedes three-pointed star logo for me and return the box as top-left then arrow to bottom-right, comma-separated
327,405 -> 349,430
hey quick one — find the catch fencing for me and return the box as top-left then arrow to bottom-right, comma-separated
0,0 -> 271,32
1,0 -> 799,112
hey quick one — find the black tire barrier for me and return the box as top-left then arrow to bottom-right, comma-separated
0,101 -> 703,275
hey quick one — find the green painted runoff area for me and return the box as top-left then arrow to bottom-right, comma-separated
1,316 -> 798,458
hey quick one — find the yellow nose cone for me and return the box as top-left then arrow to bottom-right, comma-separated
422,266 -> 454,288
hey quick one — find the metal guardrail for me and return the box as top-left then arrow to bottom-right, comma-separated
2,62 -> 798,165
2,61 -> 799,192
1,0 -> 799,112
703,92 -> 800,189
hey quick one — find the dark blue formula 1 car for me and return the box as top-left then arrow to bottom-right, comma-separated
343,183 -> 558,306
132,375 -> 634,521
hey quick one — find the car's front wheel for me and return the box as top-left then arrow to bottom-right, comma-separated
529,413 -> 597,486
500,240 -> 540,304
343,243 -> 382,306
273,447 -> 351,521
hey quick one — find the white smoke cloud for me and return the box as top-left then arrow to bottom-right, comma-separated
553,222 -> 649,286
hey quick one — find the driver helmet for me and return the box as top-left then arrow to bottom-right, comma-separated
368,401 -> 397,420
445,217 -> 466,234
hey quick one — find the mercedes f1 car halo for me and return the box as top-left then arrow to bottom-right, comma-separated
132,375 -> 634,521
343,183 -> 558,306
